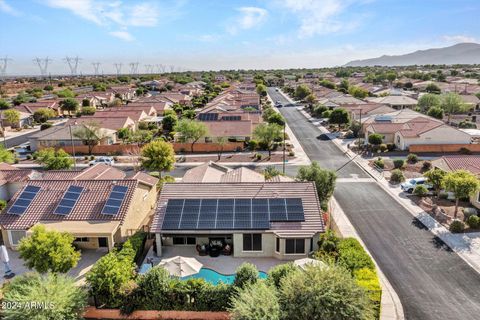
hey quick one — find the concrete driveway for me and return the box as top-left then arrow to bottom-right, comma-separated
1,248 -> 106,285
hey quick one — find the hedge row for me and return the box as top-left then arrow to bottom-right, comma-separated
337,238 -> 381,318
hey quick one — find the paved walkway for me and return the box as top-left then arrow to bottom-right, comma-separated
298,106 -> 480,275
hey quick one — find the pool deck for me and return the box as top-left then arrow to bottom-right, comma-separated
145,246 -> 284,274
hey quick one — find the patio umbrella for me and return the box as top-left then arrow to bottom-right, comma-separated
158,256 -> 203,277
293,258 -> 325,270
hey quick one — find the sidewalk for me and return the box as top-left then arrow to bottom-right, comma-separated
330,197 -> 405,320
297,105 -> 480,275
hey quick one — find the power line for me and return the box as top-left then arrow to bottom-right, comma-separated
33,57 -> 52,77
64,56 -> 81,75
92,62 -> 101,76
113,63 -> 123,76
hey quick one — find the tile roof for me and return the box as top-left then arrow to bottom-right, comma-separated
432,156 -> 480,176
73,164 -> 126,180
0,179 -> 138,230
203,120 -> 252,137
151,182 -> 324,234
397,118 -> 443,137
220,167 -> 265,182
182,162 -> 231,182
131,171 -> 159,187
0,169 -> 35,186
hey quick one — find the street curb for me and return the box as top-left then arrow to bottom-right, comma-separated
330,197 -> 405,320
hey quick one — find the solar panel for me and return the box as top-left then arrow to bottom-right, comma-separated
101,185 -> 129,216
161,198 -> 305,231
8,185 -> 41,215
54,185 -> 84,216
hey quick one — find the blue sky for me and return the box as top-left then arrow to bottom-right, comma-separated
0,0 -> 479,75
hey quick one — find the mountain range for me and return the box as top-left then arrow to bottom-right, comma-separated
345,43 -> 480,67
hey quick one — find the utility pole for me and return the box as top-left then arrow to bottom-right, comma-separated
358,109 -> 362,150
283,121 -> 286,175
64,56 -> 81,76
69,122 -> 77,170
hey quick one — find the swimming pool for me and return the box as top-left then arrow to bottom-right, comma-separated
182,267 -> 268,285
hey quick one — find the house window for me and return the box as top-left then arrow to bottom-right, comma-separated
74,237 -> 89,242
243,234 -> 262,251
285,239 -> 305,254
9,230 -> 26,246
276,237 -> 280,253
172,236 -> 196,245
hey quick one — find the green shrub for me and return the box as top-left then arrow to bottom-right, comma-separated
230,281 -> 280,320
459,147 -> 472,155
122,267 -> 232,314
413,185 -> 429,196
86,250 -> 136,308
337,238 -> 375,273
390,169 -> 405,184
466,215 -> 480,229
393,159 -> 405,169
0,199 -> 6,211
2,273 -> 87,320
122,231 -> 147,263
321,110 -> 332,118
354,268 -> 381,319
449,220 -> 465,233
317,229 -> 340,255
422,161 -> 432,171
379,144 -> 388,152
373,157 -> 384,169
267,263 -> 298,288
255,153 -> 262,161
248,139 -> 258,151
279,264 -> 374,320
234,263 -> 259,289
386,143 -> 396,151
407,153 -> 418,163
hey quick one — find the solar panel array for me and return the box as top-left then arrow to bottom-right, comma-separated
8,185 -> 41,215
162,198 -> 304,230
54,185 -> 84,215
222,115 -> 241,121
198,113 -> 219,121
101,185 -> 129,215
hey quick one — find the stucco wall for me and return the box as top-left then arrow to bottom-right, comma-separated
233,233 -> 275,258
396,126 -> 472,150
120,183 -> 157,240
471,192 -> 480,210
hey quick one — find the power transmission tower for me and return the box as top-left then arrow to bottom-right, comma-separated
144,64 -> 154,74
129,62 -> 139,75
113,63 -> 123,76
33,57 -> 52,77
64,56 -> 81,76
0,56 -> 12,77
92,62 -> 101,76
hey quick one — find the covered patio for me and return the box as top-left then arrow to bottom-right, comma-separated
144,245 -> 283,274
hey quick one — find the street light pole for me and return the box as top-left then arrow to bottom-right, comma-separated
283,121 -> 286,175
69,123 -> 77,170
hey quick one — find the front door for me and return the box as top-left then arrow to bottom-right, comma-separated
98,237 -> 108,248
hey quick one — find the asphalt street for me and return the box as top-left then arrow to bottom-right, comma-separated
268,87 -> 480,320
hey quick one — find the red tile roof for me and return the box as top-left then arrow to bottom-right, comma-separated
0,179 -> 138,230
432,156 -> 480,176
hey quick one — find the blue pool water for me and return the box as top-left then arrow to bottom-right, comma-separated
182,268 -> 268,285
139,264 -> 267,285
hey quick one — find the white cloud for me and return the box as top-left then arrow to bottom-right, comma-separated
44,0 -> 161,41
228,6 -> 268,34
109,30 -> 134,42
442,35 -> 478,44
0,0 -> 21,16
279,0 -> 368,38
197,34 -> 220,42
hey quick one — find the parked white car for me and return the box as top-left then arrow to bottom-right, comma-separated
89,156 -> 115,166
400,177 -> 432,193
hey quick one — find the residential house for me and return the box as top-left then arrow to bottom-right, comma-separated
182,162 -> 294,183
15,101 -> 60,116
0,163 -> 38,201
0,167 -> 158,250
29,122 -> 119,152
109,86 -> 136,101
460,95 -> 480,111
339,103 -> 395,122
151,181 -> 325,260
318,95 -> 366,109
431,156 -> 480,210
364,110 -> 472,150
1,109 -> 33,128
367,95 -> 418,110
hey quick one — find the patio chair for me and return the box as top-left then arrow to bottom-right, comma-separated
196,244 -> 208,256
